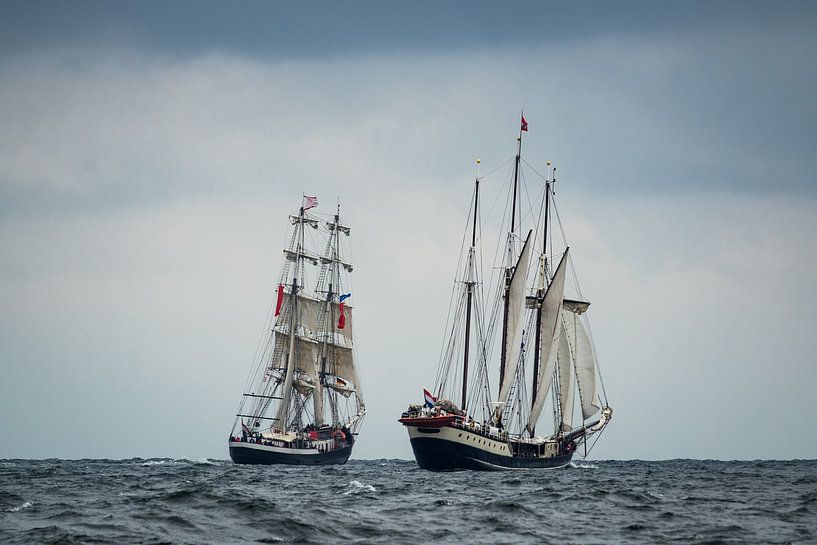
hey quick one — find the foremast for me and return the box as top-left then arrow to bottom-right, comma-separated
461,175 -> 479,411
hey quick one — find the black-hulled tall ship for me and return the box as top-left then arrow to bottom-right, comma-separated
229,196 -> 365,465
400,116 -> 612,471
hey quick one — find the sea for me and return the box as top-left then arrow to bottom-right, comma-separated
1,458 -> 815,544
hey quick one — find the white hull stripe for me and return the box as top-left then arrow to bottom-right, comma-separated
229,441 -> 319,456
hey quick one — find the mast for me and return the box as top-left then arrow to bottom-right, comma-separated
530,179 -> 550,436
276,204 -> 304,430
461,177 -> 479,410
499,123 -> 523,393
315,207 -> 341,427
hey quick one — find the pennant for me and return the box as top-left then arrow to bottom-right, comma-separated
520,114 -> 528,132
274,284 -> 285,316
336,377 -> 347,387
339,293 -> 352,303
303,195 -> 318,210
423,388 -> 437,408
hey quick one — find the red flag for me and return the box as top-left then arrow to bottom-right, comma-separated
520,114 -> 528,132
274,284 -> 285,316
337,301 -> 346,329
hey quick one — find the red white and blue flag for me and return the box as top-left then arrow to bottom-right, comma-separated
303,195 -> 318,210
520,114 -> 528,132
241,421 -> 251,435
423,388 -> 437,408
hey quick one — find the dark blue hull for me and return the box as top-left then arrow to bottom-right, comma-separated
409,436 -> 573,471
229,443 -> 353,466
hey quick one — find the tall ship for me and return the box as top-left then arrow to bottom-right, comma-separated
229,196 -> 365,465
400,116 -> 612,470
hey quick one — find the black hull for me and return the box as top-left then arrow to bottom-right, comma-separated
229,443 -> 353,466
409,436 -> 573,471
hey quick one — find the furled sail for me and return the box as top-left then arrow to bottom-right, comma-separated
526,249 -> 569,433
497,231 -> 533,407
560,307 -> 601,420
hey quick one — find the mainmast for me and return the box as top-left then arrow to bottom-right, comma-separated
530,177 -> 550,436
315,207 -> 343,427
276,204 -> 305,430
461,174 -> 479,410
499,117 -> 524,393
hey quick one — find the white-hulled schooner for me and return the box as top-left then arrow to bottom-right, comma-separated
229,196 -> 365,465
400,117 -> 612,470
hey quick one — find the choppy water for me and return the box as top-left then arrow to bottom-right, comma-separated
1,458 -> 815,544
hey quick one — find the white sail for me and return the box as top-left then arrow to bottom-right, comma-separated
557,324 -> 575,432
526,249 -> 569,432
274,293 -> 322,344
272,332 -> 320,375
561,308 -> 601,420
496,231 -> 533,407
318,303 -> 354,348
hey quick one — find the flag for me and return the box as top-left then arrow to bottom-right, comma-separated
423,388 -> 437,408
337,293 -> 351,329
337,301 -> 346,329
303,195 -> 318,210
520,114 -> 528,132
241,421 -> 251,435
336,377 -> 347,386
274,284 -> 285,316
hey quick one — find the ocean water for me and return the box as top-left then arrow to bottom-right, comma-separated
1,458 -> 815,544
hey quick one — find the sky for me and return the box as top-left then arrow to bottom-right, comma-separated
1,1 -> 816,461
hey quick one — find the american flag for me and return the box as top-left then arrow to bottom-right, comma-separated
303,195 -> 318,210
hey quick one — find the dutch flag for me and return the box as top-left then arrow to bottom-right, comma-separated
423,388 -> 437,408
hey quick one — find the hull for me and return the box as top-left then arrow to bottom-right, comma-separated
404,425 -> 573,471
229,441 -> 353,466
397,415 -> 458,428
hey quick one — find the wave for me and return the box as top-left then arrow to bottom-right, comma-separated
4,501 -> 32,513
138,457 -> 221,466
343,480 -> 376,495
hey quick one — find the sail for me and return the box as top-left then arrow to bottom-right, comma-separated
561,307 -> 601,420
557,324 -> 575,432
271,333 -> 320,377
318,303 -> 354,349
271,293 -> 323,381
526,249 -> 569,432
274,293 -> 322,344
497,231 -> 533,406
